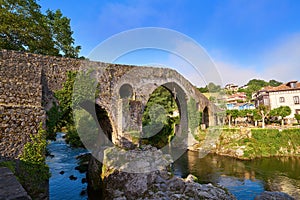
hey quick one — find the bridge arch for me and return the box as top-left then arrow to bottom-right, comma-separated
77,100 -> 113,147
202,106 -> 209,128
108,67 -> 199,149
141,82 -> 188,148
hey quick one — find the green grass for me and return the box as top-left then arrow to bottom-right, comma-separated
195,127 -> 300,159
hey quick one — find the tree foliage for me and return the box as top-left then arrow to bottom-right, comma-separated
20,123 -> 48,165
0,0 -> 80,57
142,86 -> 179,148
269,79 -> 282,87
239,79 -> 282,100
270,106 -> 292,126
198,82 -> 221,93
295,114 -> 300,123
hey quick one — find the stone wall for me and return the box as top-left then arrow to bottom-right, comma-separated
0,50 -> 42,106
0,106 -> 45,159
0,50 -> 81,159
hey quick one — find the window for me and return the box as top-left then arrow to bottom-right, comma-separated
294,96 -> 300,104
279,97 -> 285,103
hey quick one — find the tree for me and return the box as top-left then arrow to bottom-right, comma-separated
197,86 -> 208,93
226,110 -> 232,127
197,82 -> 221,93
226,109 -> 239,127
46,9 -> 81,58
295,114 -> 300,124
251,109 -> 261,127
231,109 -> 239,126
257,105 -> 270,128
243,79 -> 268,100
0,0 -> 80,57
270,106 -> 292,126
269,79 -> 282,87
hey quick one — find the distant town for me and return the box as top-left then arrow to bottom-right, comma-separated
198,79 -> 300,125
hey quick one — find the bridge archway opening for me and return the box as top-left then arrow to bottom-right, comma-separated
119,83 -> 133,99
78,100 -> 113,144
142,82 -> 186,149
202,106 -> 209,128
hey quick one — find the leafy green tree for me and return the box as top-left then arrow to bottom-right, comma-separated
20,123 -> 48,164
187,98 -> 201,134
142,86 -> 179,148
197,86 -> 208,93
226,110 -> 232,127
251,109 -> 262,127
241,79 -> 282,100
243,79 -> 268,100
207,82 -> 222,93
270,106 -> 292,126
46,9 -> 81,57
231,109 -> 239,126
269,79 -> 282,87
295,114 -> 300,124
226,109 -> 239,127
197,82 -> 221,93
0,0 -> 80,57
257,105 -> 270,128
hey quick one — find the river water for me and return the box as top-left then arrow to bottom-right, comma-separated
46,135 -> 300,200
46,133 -> 89,200
173,151 -> 300,200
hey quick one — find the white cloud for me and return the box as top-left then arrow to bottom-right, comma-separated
214,61 -> 260,86
207,33 -> 300,87
261,33 -> 300,83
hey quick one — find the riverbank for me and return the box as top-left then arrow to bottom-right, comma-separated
189,127 -> 300,160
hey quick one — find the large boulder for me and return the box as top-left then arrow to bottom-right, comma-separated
255,191 -> 295,200
89,145 -> 236,200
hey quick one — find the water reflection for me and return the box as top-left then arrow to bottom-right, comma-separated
173,151 -> 300,200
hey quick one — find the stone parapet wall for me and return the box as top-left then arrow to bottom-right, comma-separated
0,105 -> 45,159
0,50 -> 42,107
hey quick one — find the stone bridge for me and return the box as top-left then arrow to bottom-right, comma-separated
0,50 -> 220,159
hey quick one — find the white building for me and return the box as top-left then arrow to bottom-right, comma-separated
225,83 -> 239,92
253,80 -> 300,118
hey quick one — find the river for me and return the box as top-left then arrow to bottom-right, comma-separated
46,135 -> 300,199
173,151 -> 300,200
46,133 -> 89,200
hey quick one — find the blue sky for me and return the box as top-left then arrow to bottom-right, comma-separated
39,0 -> 300,87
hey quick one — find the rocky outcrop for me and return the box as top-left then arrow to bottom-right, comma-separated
0,167 -> 32,200
255,191 -> 295,200
104,170 -> 235,199
89,145 -> 236,200
102,168 -> 236,200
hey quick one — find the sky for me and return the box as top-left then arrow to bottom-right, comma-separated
39,0 -> 300,87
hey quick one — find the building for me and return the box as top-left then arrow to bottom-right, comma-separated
225,92 -> 254,110
225,83 -> 239,92
253,80 -> 300,118
226,92 -> 247,104
226,102 -> 255,110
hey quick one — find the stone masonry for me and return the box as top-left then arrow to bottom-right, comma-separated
0,49 -> 219,159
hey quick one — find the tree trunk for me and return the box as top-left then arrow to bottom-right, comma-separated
262,117 -> 265,128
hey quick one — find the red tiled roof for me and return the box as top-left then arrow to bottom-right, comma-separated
262,81 -> 300,92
